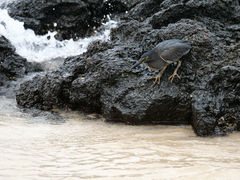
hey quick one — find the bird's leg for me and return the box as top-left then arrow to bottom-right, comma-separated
168,61 -> 181,83
148,66 -> 167,87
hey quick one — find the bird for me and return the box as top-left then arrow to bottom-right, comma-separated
131,39 -> 191,87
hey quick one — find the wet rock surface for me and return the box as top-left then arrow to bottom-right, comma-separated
5,0 -> 132,40
0,36 -> 42,87
16,0 -> 240,136
192,66 -> 240,136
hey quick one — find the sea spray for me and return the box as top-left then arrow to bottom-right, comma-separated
0,9 -> 117,62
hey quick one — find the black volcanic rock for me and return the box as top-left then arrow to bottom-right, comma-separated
192,66 -> 240,136
0,36 -> 42,86
150,0 -> 238,29
16,0 -> 240,136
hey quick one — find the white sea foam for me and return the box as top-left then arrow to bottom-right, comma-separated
0,9 -> 117,62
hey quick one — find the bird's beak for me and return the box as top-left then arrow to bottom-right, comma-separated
131,58 -> 144,69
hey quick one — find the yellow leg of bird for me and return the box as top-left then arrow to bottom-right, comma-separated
168,61 -> 181,83
148,66 -> 167,87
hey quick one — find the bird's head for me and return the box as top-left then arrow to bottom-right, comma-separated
131,51 -> 153,69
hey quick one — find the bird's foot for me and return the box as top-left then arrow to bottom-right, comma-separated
168,72 -> 180,83
147,66 -> 167,87
147,74 -> 162,88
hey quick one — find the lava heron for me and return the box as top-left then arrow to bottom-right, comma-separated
131,39 -> 191,87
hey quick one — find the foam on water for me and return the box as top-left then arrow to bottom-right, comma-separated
0,9 -> 117,62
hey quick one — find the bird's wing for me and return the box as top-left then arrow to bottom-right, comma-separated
158,43 -> 191,62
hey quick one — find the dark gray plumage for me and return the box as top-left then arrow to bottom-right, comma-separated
131,39 -> 191,86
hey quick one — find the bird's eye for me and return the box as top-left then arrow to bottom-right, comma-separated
145,56 -> 149,60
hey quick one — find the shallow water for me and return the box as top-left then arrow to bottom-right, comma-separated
1,96 -> 240,180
